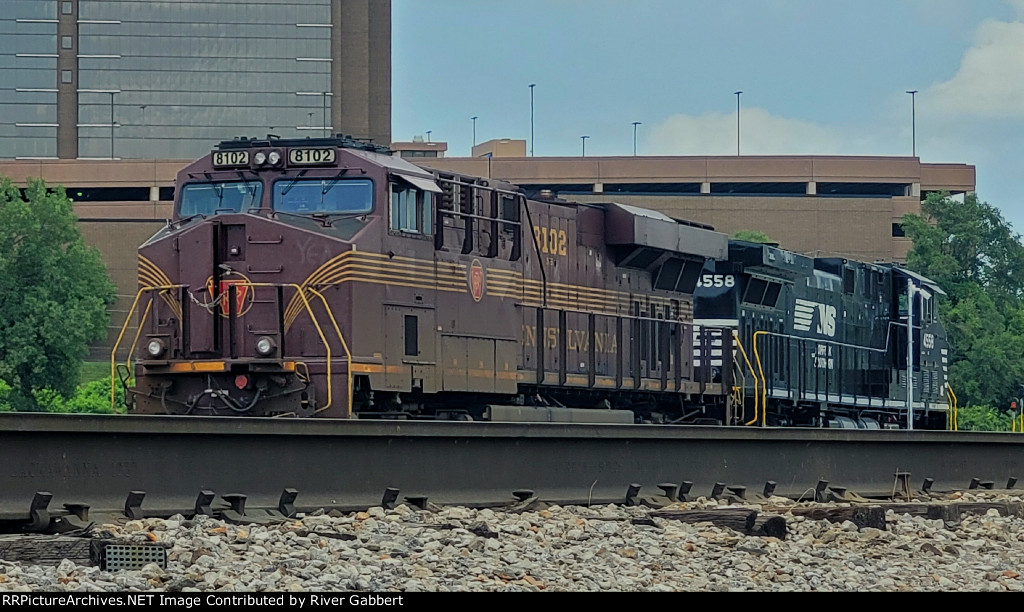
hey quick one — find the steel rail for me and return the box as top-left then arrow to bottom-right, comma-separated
2,413 -> 1024,521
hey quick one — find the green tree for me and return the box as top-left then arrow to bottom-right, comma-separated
903,192 -> 1024,410
0,177 -> 116,408
902,192 -> 1024,308
731,230 -> 775,244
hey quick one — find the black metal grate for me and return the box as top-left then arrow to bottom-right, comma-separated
101,544 -> 167,571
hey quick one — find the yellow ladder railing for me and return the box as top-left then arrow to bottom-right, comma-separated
307,288 -> 354,418
111,284 -> 186,412
732,332 -> 760,426
730,364 -> 745,423
752,330 -> 769,427
946,384 -> 958,431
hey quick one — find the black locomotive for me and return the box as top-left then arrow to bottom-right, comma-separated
694,241 -> 951,429
115,135 -> 951,429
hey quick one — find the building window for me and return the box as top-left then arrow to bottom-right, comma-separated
62,2 -> 73,15
61,70 -> 73,84
399,150 -> 438,158
892,223 -> 906,237
61,36 -> 73,49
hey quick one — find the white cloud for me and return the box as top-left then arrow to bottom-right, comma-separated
647,107 -> 846,156
649,1 -> 1024,159
925,13 -> 1024,118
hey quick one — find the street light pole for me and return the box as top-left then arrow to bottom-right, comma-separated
426,130 -> 432,143
471,116 -> 478,148
581,135 -> 589,157
632,121 -> 642,156
529,83 -> 536,156
906,90 -> 918,157
322,91 -> 329,138
734,91 -> 742,156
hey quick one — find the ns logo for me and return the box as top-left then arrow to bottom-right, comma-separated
793,299 -> 837,338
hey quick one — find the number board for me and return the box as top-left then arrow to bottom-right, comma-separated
697,274 -> 735,288
212,150 -> 249,168
289,148 -> 337,166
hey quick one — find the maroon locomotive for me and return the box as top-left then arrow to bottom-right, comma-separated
117,135 -> 735,422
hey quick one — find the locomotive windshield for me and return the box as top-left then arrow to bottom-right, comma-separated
178,181 -> 263,217
272,178 -> 373,215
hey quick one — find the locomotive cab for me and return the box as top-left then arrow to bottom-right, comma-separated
121,136 -> 444,417
889,267 -> 950,429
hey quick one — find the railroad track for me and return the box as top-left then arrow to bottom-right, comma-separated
2,413 -> 1024,532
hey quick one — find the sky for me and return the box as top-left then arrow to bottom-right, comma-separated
393,0 -> 1024,231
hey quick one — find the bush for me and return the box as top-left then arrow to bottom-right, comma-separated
954,405 -> 1014,432
66,377 -> 127,414
31,387 -> 68,413
0,380 -> 11,412
32,377 -> 126,415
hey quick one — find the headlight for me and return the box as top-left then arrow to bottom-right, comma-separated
255,336 -> 276,356
254,151 -> 267,165
268,150 -> 281,165
147,338 -> 166,358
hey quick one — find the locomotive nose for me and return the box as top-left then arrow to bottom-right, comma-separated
167,217 -> 267,357
130,214 -> 315,416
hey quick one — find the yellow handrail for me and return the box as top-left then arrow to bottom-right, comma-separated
731,365 -> 745,423
752,330 -> 769,427
241,282 -> 332,414
307,288 -> 354,418
111,285 -> 187,411
733,332 -> 760,426
122,296 -> 153,383
946,384 -> 958,431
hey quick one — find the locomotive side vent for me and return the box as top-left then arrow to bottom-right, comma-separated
99,543 -> 167,571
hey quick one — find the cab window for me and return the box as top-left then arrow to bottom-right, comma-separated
178,181 -> 262,217
390,184 -> 434,235
272,178 -> 373,215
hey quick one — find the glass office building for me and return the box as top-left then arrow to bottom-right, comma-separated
0,0 -> 391,160
2,0 -> 59,158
